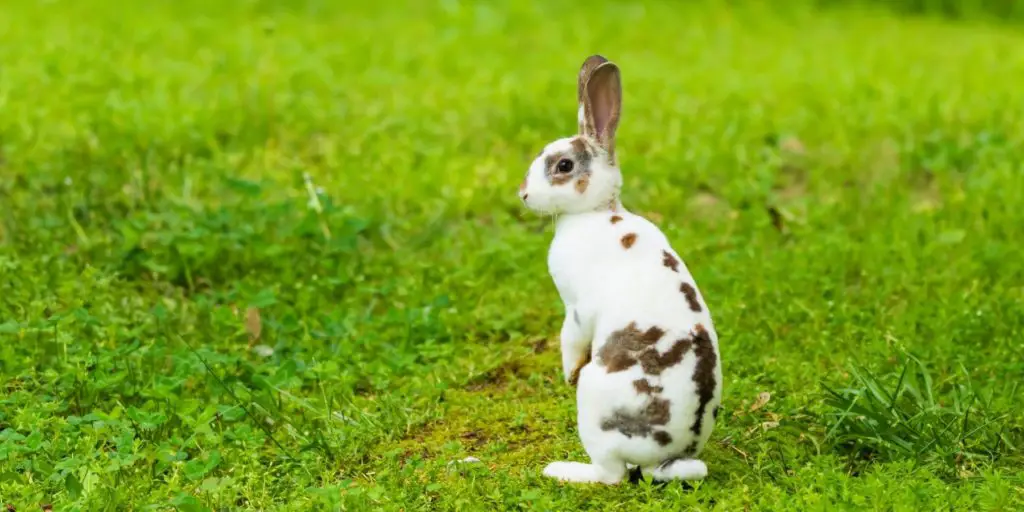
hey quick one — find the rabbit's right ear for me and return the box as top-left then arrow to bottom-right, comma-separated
581,59 -> 622,161
577,55 -> 609,134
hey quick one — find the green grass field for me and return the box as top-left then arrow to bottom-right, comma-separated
2,0 -> 1023,509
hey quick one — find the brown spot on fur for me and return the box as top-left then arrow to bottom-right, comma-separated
575,174 -> 590,193
621,233 -> 637,249
599,396 -> 671,439
598,322 -> 666,373
636,349 -> 661,374
662,250 -> 680,272
689,324 -> 718,437
680,283 -> 702,312
601,322 -> 692,375
601,350 -> 637,374
568,352 -> 591,387
633,379 -> 663,395
653,431 -> 673,446
610,215 -> 623,224
646,397 -> 671,425
600,411 -> 652,438
639,336 -> 691,374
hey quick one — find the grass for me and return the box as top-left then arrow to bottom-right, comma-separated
824,355 -> 1018,471
1,0 -> 1023,509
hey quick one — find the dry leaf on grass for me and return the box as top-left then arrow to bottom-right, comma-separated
750,391 -> 771,412
246,307 -> 262,344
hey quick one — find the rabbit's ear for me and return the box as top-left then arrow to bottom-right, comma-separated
582,60 -> 622,161
577,55 -> 609,135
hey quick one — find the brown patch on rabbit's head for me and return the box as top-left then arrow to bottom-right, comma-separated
537,137 -> 596,188
521,136 -> 621,214
575,173 -> 590,194
621,233 -> 637,249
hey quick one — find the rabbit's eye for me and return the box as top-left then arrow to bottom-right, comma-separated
556,159 -> 574,174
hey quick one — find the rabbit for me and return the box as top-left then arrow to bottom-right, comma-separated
517,55 -> 722,484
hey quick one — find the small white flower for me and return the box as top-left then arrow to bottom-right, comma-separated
252,345 -> 274,357
447,456 -> 481,467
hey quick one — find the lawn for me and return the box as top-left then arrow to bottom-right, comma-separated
1,0 -> 1023,510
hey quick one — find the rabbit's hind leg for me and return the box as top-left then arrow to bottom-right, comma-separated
649,457 -> 708,481
542,454 -> 626,485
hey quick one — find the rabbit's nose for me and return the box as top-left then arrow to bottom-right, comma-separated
519,180 -> 527,193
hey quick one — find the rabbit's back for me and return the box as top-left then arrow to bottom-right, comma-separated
550,209 -> 722,464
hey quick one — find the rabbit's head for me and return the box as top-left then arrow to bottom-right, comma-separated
520,55 -> 623,215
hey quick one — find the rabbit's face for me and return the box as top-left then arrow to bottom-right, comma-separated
519,55 -> 623,215
519,136 -> 621,215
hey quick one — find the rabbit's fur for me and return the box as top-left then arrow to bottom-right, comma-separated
518,55 -> 722,484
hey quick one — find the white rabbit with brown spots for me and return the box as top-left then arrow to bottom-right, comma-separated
518,55 -> 722,484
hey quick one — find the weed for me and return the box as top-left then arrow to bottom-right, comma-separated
824,355 -> 1020,475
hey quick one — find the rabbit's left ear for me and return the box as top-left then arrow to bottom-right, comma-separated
578,55 -> 609,134
581,60 -> 622,161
